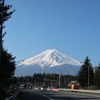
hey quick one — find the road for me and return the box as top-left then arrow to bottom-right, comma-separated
18,89 -> 100,100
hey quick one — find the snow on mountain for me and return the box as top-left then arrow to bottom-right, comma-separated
15,49 -> 82,76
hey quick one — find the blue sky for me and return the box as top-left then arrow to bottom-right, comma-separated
3,0 -> 100,66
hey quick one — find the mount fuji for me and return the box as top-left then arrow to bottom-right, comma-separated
15,49 -> 82,76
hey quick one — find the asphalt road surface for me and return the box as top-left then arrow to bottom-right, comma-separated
18,89 -> 100,100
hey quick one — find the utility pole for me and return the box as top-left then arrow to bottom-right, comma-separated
59,75 -> 60,88
0,0 -> 15,67
88,65 -> 89,89
54,68 -> 61,88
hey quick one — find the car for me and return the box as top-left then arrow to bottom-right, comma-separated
39,85 -> 48,90
19,84 -> 24,88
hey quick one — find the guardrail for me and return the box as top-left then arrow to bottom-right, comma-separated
4,91 -> 19,100
58,88 -> 100,95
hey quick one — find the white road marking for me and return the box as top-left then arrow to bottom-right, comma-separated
36,92 -> 54,100
43,94 -> 54,100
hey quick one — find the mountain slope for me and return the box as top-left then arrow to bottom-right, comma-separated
15,49 -> 82,76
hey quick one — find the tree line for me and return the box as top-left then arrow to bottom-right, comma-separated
17,73 -> 77,88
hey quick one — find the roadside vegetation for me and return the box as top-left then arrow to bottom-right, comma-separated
0,0 -> 16,100
77,56 -> 100,89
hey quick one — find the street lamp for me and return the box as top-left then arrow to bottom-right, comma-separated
16,60 -> 24,64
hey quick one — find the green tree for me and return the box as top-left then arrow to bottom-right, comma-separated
42,73 -> 46,78
0,0 -> 15,66
0,1 -> 15,99
77,56 -> 94,88
0,47 -> 16,86
94,63 -> 100,88
0,1 -> 15,84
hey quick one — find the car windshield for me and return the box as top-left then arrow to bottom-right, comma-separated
42,86 -> 47,88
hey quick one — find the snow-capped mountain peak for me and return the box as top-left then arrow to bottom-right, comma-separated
17,49 -> 81,68
16,49 -> 82,76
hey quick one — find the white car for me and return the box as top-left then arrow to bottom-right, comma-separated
40,86 -> 48,90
